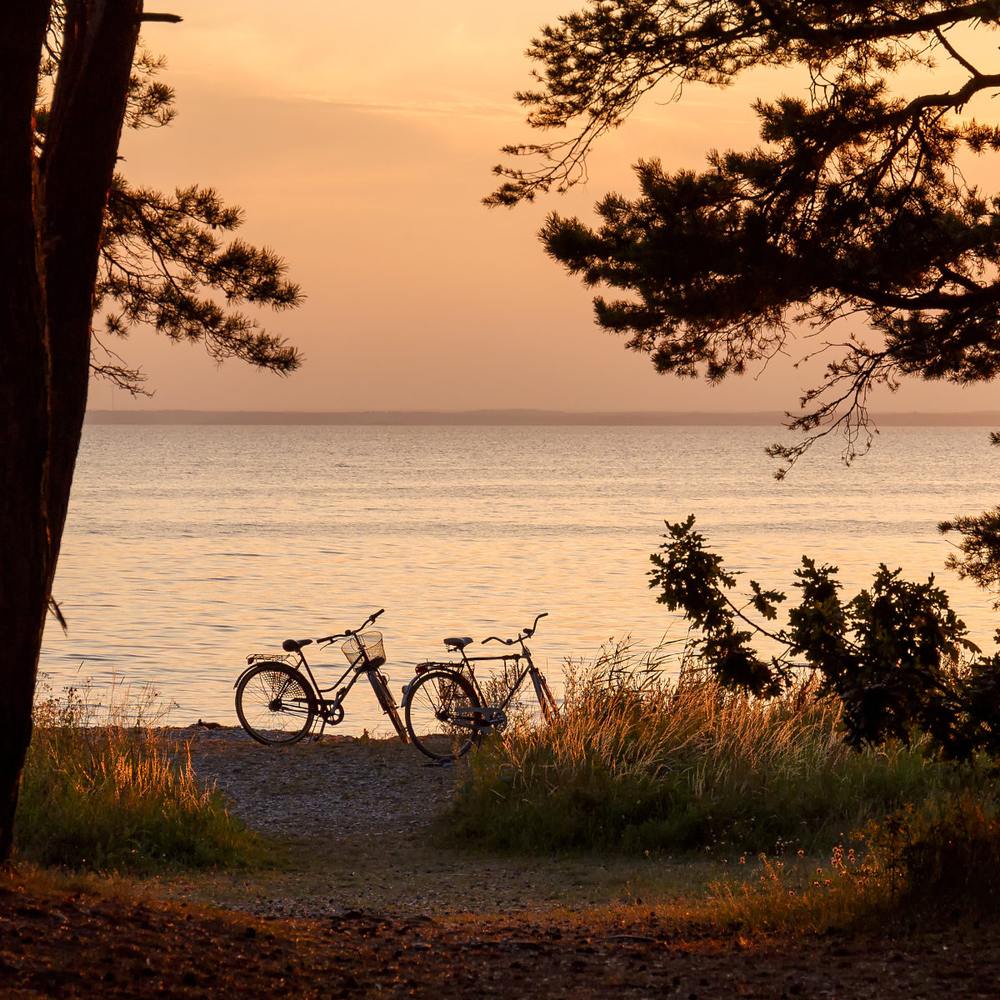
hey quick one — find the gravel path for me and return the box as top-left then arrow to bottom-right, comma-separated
12,725 -> 996,999
154,725 -> 658,922
162,724 -> 457,840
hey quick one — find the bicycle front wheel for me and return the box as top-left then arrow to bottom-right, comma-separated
235,662 -> 317,745
368,670 -> 409,743
404,668 -> 482,761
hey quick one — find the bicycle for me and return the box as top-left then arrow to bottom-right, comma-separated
234,608 -> 408,746
401,612 -> 558,761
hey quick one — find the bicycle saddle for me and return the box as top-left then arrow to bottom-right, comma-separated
282,638 -> 313,652
443,636 -> 473,650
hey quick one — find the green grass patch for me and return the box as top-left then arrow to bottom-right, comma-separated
14,678 -> 264,873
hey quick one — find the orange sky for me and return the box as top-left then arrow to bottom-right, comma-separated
97,1 -> 1000,415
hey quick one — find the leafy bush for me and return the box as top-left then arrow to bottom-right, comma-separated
649,515 -> 1000,759
15,678 -> 262,872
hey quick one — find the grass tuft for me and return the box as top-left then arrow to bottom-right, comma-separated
864,793 -> 1000,917
445,641 -> 996,859
14,677 -> 264,873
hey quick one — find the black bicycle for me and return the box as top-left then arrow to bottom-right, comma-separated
234,609 -> 407,745
402,612 -> 558,760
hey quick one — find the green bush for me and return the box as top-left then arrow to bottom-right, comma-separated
445,642 -> 992,856
14,679 -> 263,872
865,793 -> 1000,918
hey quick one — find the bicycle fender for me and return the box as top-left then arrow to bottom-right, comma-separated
400,675 -> 419,707
233,659 -> 291,689
399,679 -> 412,707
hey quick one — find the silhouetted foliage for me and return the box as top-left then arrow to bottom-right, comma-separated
495,2 -> 1000,637
95,179 -> 302,392
940,505 -> 1000,606
37,14 -> 302,393
492,3 -> 1000,463
650,517 -> 1000,760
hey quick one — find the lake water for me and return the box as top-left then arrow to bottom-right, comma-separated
38,423 -> 1000,734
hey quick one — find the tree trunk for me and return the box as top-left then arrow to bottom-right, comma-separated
0,0 -> 56,865
0,0 -> 143,861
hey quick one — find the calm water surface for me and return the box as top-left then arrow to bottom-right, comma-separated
39,424 -> 1000,733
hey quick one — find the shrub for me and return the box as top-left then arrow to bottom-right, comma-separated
865,793 -> 1000,918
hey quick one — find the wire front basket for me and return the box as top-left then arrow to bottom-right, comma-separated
342,630 -> 385,666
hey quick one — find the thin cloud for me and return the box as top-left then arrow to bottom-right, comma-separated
292,93 -> 522,121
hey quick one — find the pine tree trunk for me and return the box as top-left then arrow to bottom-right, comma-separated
0,0 -> 144,862
0,0 -> 55,865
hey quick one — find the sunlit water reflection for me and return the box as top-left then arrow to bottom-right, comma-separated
39,423 -> 999,734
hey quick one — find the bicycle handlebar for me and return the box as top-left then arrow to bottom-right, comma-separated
524,611 -> 548,636
313,608 -> 385,645
482,612 -> 548,646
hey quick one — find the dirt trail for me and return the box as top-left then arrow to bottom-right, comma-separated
155,727 -> 691,918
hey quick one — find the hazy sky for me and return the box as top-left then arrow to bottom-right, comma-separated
99,1 -> 1000,414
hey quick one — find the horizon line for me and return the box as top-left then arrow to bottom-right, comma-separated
84,408 -> 1000,427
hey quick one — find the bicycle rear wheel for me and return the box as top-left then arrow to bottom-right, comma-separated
404,668 -> 482,761
368,670 -> 409,743
235,662 -> 317,745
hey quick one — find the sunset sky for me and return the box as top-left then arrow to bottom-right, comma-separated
99,1 -> 1000,415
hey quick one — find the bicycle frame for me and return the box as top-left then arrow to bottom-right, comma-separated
281,643 -> 376,731
459,652 -> 548,722
235,608 -> 408,744
408,612 -> 558,729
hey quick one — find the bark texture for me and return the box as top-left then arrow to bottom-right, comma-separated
0,0 -> 143,860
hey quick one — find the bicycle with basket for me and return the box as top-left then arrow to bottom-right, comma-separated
234,608 -> 407,745
401,612 -> 558,761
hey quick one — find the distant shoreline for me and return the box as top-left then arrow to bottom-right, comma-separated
84,408 -> 1000,427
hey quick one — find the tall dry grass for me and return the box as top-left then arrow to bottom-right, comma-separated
14,677 -> 262,872
446,641 -> 985,856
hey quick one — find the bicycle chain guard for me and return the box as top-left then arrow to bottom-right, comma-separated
485,707 -> 507,733
322,703 -> 345,726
